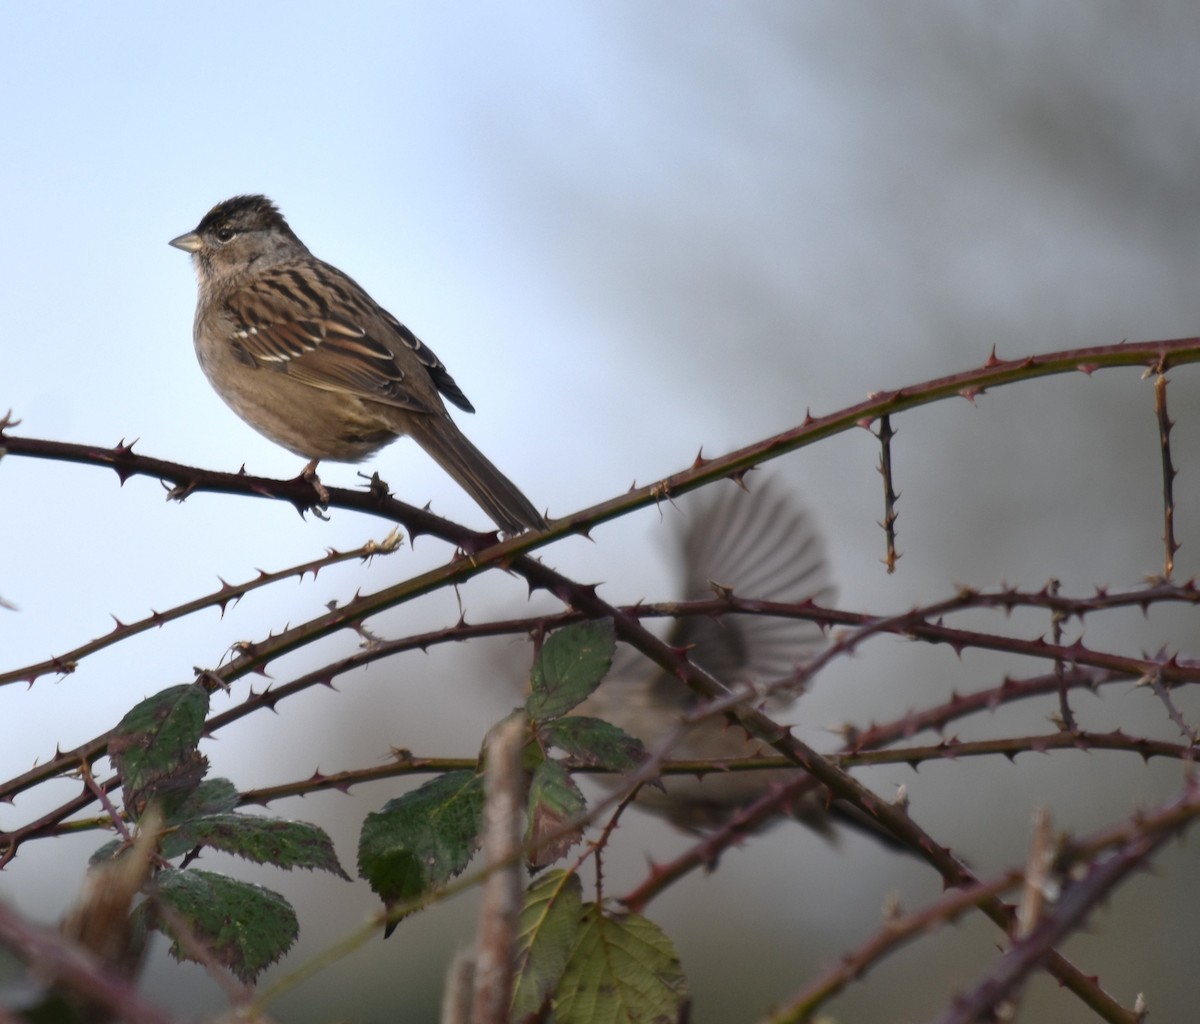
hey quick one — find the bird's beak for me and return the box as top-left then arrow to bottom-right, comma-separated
169,231 -> 203,253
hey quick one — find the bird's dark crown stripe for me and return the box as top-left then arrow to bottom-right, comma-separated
197,194 -> 282,233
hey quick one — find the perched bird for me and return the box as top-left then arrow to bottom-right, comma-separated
170,195 -> 545,534
576,479 -> 866,838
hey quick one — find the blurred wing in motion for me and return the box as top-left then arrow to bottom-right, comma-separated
581,478 -> 843,833
668,477 -> 832,691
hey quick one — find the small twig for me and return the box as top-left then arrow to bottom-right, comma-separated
1154,369 -> 1180,578
469,717 -> 526,1024
575,782 -> 645,906
875,413 -> 901,573
78,759 -> 132,843
928,787 -> 1194,1024
0,532 -> 403,688
760,871 -> 1023,1024
998,806 -> 1059,1020
846,666 -> 1119,750
621,771 -> 824,914
618,718 -> 1190,925
440,950 -> 476,1024
841,730 -> 1191,769
1047,579 -> 1077,731
151,900 -> 253,1005
1015,807 -> 1056,942
1143,668 -> 1200,745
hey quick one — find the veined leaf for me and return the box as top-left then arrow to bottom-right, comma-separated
527,621 -> 616,721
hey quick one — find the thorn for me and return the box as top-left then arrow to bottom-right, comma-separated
194,668 -> 230,693
358,470 -> 391,499
983,345 -> 1002,368
165,479 -> 197,502
730,468 -> 751,491
708,579 -> 734,600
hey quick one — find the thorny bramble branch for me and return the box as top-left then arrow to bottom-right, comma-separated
4,337 -> 1200,1020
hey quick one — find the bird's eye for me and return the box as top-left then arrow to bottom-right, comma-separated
215,226 -> 236,243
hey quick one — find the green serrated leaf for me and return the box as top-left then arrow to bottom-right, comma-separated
108,684 -> 210,817
525,760 -> 586,870
169,778 -> 241,821
152,868 -> 298,983
555,905 -> 689,1024
511,869 -> 584,1022
160,779 -> 244,859
357,770 -> 485,920
527,621 -> 616,721
162,813 -> 349,878
88,837 -> 124,867
540,716 -> 648,772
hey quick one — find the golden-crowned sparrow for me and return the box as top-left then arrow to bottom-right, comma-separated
575,480 -> 868,838
170,195 -> 545,534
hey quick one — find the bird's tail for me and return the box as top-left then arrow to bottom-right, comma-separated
408,414 -> 546,534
